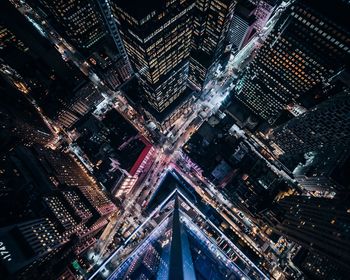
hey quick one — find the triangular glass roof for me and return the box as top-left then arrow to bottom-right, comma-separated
89,184 -> 268,280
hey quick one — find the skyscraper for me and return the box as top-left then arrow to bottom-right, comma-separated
272,195 -> 350,273
90,190 -> 268,280
0,143 -> 118,279
39,0 -> 106,50
0,218 -> 67,279
111,0 -> 195,114
0,0 -> 85,89
236,0 -> 350,124
30,0 -> 133,88
189,0 -> 237,89
292,248 -> 349,280
291,148 -> 350,193
270,91 -> 350,156
0,74 -> 53,147
266,71 -> 350,192
228,0 -> 257,52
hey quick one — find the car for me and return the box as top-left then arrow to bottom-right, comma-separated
141,200 -> 147,208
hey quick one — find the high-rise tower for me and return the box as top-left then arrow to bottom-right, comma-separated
189,0 -> 237,90
39,0 -> 106,49
270,92 -> 350,156
236,0 -> 350,124
111,0 -> 195,114
90,189 -> 268,280
228,0 -> 257,52
271,195 -> 350,273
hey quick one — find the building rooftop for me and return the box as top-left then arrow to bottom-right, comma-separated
114,0 -> 163,21
122,77 -> 195,124
90,184 -> 268,280
144,87 -> 195,123
75,110 -> 152,192
183,116 -> 238,179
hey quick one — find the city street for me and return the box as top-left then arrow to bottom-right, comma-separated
0,0 -> 347,279
86,0 -> 295,274
13,0 -> 297,277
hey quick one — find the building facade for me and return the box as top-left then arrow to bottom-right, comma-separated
228,0 -> 257,51
112,0 -> 195,113
236,0 -> 350,124
39,0 -> 106,49
0,218 -> 67,278
189,0 -> 237,89
270,92 -> 350,156
272,195 -> 350,272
